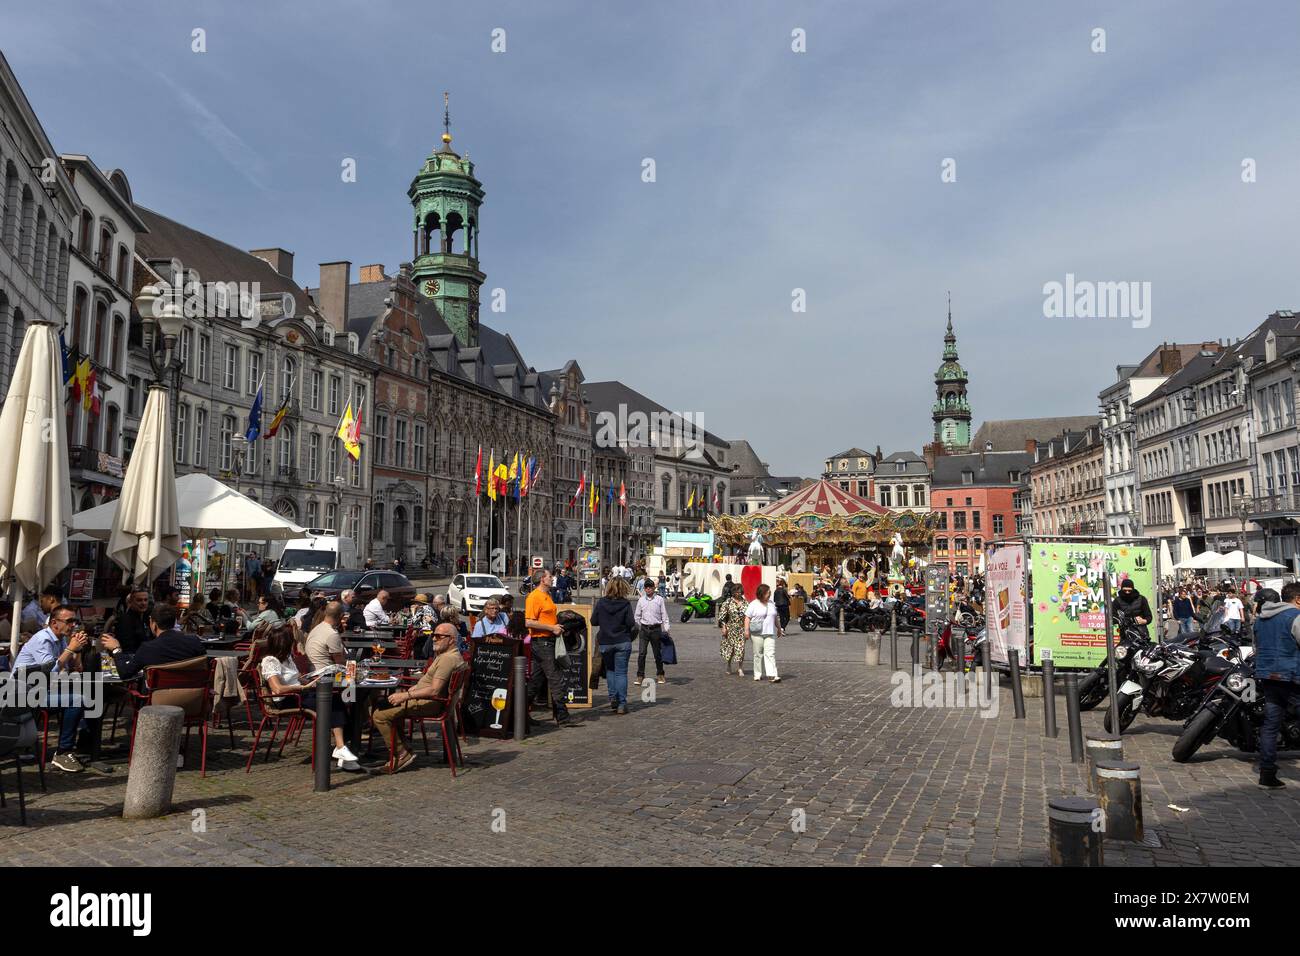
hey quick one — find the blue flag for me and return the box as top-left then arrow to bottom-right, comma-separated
59,332 -> 73,386
607,478 -> 615,503
245,385 -> 264,442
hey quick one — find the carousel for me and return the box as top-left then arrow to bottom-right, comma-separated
709,480 -> 939,588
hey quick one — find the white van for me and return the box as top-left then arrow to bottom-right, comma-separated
272,532 -> 359,595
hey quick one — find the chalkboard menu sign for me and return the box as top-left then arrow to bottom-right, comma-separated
555,604 -> 593,709
464,635 -> 522,738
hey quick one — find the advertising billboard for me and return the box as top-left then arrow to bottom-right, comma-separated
985,545 -> 1027,665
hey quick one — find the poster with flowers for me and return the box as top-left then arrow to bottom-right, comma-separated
1029,542 -> 1154,668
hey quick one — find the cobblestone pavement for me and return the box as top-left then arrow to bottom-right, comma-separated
2,615 -> 1297,866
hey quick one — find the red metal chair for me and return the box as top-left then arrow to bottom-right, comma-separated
244,667 -> 316,773
128,657 -> 227,777
385,667 -> 468,777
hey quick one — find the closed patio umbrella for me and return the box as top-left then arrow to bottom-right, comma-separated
0,320 -> 72,657
107,384 -> 182,585
1159,539 -> 1173,577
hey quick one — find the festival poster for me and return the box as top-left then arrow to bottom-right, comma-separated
1030,542 -> 1154,668
985,545 -> 1027,666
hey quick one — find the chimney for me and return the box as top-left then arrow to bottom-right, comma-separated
360,263 -> 386,283
1025,438 -> 1037,454
317,261 -> 351,333
1158,344 -> 1184,375
251,247 -> 294,280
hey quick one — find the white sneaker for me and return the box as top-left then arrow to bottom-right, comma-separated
332,745 -> 359,765
737,668 -> 744,677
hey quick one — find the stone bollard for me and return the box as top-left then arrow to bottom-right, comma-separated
1008,649 -> 1026,719
122,705 -> 185,820
1094,760 -> 1143,842
1048,795 -> 1104,866
1085,733 -> 1124,792
864,631 -> 880,666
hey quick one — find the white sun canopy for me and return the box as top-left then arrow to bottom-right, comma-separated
72,472 -> 306,542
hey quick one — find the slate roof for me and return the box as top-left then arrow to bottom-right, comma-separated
970,417 -> 1100,452
582,380 -> 730,449
932,450 -> 1033,488
826,447 -> 872,461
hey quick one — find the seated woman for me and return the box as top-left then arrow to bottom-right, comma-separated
258,621 -> 360,770
243,593 -> 285,635
470,598 -> 508,640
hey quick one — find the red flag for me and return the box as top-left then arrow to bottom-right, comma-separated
569,472 -> 585,507
619,481 -> 627,508
473,445 -> 483,495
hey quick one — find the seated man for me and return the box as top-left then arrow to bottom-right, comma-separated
369,623 -> 467,773
304,601 -> 348,672
364,589 -> 391,629
103,588 -> 151,653
101,604 -> 205,682
13,605 -> 91,773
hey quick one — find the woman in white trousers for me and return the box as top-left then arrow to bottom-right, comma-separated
746,584 -> 783,683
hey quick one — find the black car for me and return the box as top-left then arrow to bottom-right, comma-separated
307,569 -> 416,615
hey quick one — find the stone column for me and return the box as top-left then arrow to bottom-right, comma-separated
122,705 -> 185,820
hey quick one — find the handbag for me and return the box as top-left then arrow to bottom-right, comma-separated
659,632 -> 678,666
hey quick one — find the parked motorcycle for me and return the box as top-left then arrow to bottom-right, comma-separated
1075,612 -> 1152,711
936,619 -> 986,671
799,594 -> 845,631
1169,644 -> 1296,762
1104,628 -> 1241,733
680,589 -> 716,623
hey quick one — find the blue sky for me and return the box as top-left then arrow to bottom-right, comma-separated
8,0 -> 1300,475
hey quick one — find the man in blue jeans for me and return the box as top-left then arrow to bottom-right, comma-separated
1252,582 -> 1300,789
12,605 -> 92,773
1168,586 -> 1195,635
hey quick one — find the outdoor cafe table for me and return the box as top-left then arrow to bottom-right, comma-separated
205,649 -> 247,660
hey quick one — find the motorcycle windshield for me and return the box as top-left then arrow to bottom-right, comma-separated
1200,607 -> 1228,637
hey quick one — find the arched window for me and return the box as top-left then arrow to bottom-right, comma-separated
373,502 -> 385,540
93,300 -> 108,365
278,424 -> 295,472
97,221 -> 113,273
71,287 -> 88,352
116,244 -> 129,288
16,185 -> 32,269
31,207 -> 47,287
280,354 -> 296,399
78,210 -> 93,253
111,315 -> 125,372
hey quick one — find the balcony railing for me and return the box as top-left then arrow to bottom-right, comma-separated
69,445 -> 123,479
277,464 -> 299,482
1252,493 -> 1300,516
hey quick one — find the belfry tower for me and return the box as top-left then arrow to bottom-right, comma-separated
931,295 -> 972,451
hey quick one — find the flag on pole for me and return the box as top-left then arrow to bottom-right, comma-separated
73,357 -> 91,407
264,396 -> 291,439
607,478 -> 615,504
246,379 -> 265,442
712,486 -> 720,512
88,369 -> 102,416
619,480 -> 627,508
686,488 -> 695,510
530,457 -> 542,492
588,477 -> 597,515
336,398 -> 362,460
494,460 -> 509,498
569,472 -> 584,507
59,332 -> 74,387
487,450 -> 497,501
473,445 -> 483,495
520,454 -> 531,497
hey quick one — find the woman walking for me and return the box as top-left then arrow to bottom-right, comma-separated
717,587 -> 749,676
593,578 -> 636,714
746,583 -> 783,683
773,577 -> 791,631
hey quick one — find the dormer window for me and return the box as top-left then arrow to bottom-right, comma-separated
961,470 -> 974,485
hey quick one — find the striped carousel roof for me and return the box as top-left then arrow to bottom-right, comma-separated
755,479 -> 887,519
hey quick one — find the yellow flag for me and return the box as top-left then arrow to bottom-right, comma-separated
687,488 -> 695,509
508,452 -> 519,486
336,401 -> 362,460
487,450 -> 497,501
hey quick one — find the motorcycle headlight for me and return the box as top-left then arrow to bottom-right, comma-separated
1114,645 -> 1128,660
1226,672 -> 1248,692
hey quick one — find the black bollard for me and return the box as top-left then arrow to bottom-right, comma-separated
314,674 -> 333,793
890,607 -> 898,672
1085,733 -> 1124,793
1064,673 -> 1084,763
911,630 -> 920,667
1048,796 -> 1104,866
980,637 -> 992,699
1094,760 -> 1143,842
512,655 -> 527,741
1042,658 -> 1058,738
1008,648 -> 1026,719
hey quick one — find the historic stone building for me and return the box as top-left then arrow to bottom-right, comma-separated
822,448 -> 876,499
0,51 -> 76,399
132,207 -> 379,553
60,156 -> 146,514
1029,426 -> 1106,536
544,360 -> 594,564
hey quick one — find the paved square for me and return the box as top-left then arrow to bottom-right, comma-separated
2,620 -> 1296,866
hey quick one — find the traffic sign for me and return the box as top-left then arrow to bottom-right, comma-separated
531,555 -> 544,570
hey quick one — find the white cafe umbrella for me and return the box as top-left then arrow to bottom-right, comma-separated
1203,549 -> 1286,572
73,471 -> 307,541
1172,549 -> 1229,571
0,320 -> 72,657
1158,539 -> 1173,577
107,384 -> 183,585
1179,536 -> 1193,565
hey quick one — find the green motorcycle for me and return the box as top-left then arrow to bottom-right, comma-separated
680,589 -> 716,623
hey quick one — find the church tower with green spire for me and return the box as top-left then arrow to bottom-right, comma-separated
932,296 -> 972,451
409,93 -> 485,347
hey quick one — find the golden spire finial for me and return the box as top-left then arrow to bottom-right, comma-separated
441,91 -> 452,145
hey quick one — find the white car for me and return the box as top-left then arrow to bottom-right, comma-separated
448,573 -> 510,613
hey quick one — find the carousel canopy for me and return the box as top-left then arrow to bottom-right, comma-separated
754,480 -> 887,519
710,480 -> 936,549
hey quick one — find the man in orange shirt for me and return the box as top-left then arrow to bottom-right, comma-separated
852,571 -> 870,602
525,568 -> 569,724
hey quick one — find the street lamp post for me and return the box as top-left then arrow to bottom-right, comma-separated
1234,495 -> 1253,592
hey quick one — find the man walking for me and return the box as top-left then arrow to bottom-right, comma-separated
245,551 -> 262,602
524,569 -> 569,724
1168,586 -> 1196,636
634,576 -> 671,686
1250,583 -> 1300,788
